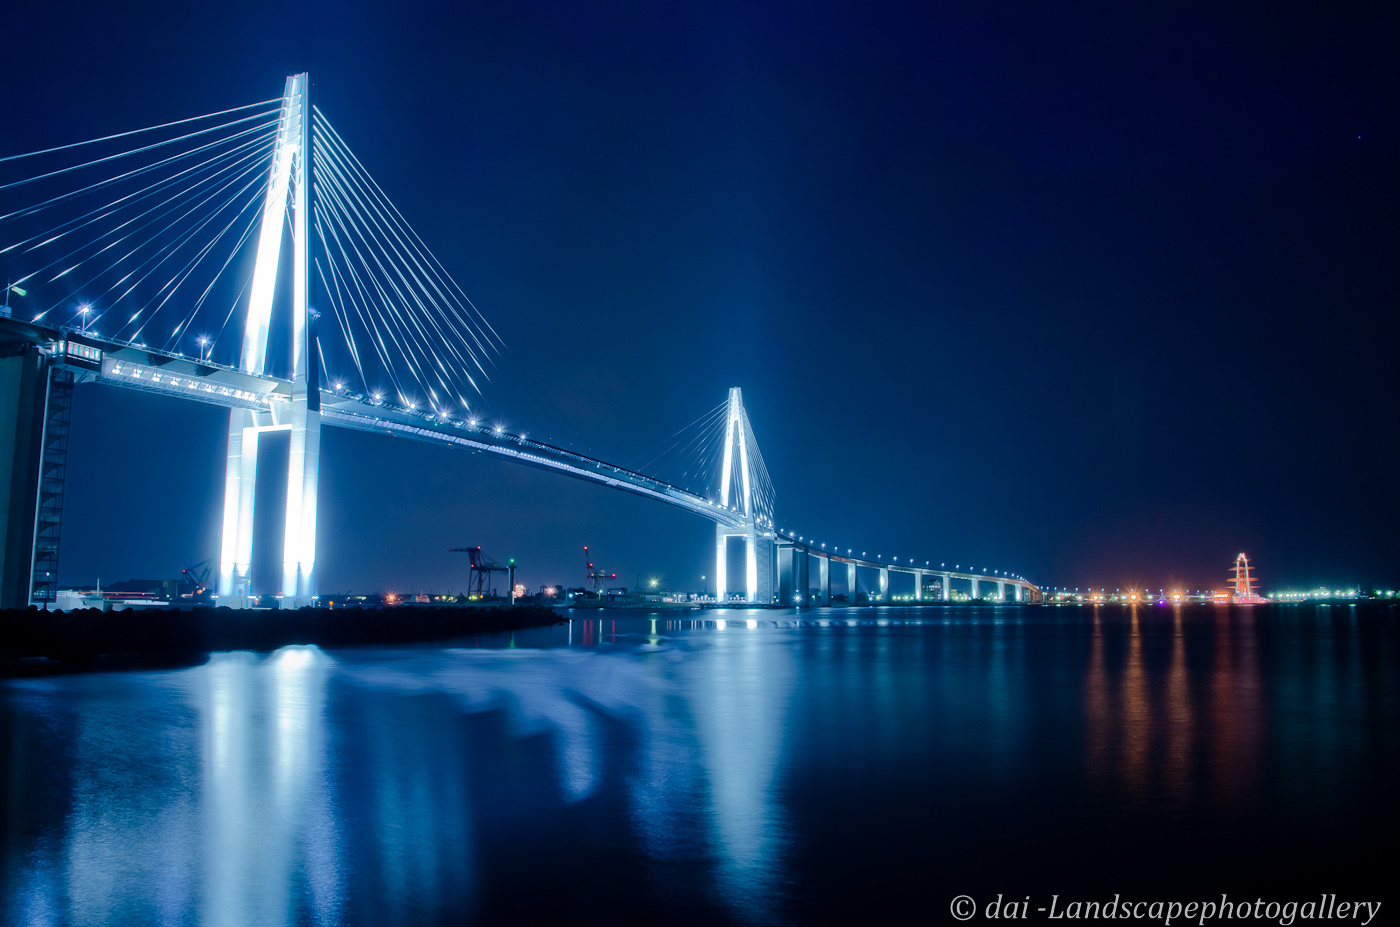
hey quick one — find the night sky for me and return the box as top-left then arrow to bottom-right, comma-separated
3,1 -> 1396,596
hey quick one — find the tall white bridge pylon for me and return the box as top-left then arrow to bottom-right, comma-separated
713,387 -> 774,604
218,74 -> 317,606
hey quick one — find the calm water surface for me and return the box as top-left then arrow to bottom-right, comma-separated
2,604 -> 1396,924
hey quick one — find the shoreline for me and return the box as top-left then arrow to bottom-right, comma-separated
0,604 -> 564,678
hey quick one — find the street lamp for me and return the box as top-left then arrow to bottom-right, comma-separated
3,283 -> 26,318
79,305 -> 91,331
197,335 -> 209,360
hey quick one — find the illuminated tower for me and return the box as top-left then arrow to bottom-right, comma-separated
714,388 -> 774,604
1228,553 -> 1265,604
217,73 -> 320,607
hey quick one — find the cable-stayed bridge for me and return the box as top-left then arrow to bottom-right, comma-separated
0,74 -> 1041,609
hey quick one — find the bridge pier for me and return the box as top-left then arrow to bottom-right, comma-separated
878,567 -> 889,602
846,561 -> 857,605
998,580 -> 1006,602
745,528 -> 757,603
716,526 -> 771,604
218,410 -> 257,606
756,534 -> 774,604
971,577 -> 980,600
778,546 -> 812,610
1015,582 -> 1023,602
817,554 -> 830,606
715,525 -> 729,603
797,547 -> 808,604
913,569 -> 922,601
281,404 -> 320,608
776,541 -> 811,606
0,346 -> 72,609
217,410 -> 321,607
776,541 -> 793,606
942,573 -> 951,601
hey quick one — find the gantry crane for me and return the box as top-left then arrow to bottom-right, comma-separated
180,559 -> 214,603
584,546 -> 615,593
449,546 -> 511,598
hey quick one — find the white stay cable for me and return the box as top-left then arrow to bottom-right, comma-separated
313,124 -> 498,373
39,151 -> 272,327
312,155 -> 460,404
0,97 -> 279,163
314,179 -> 437,405
313,109 -> 503,351
0,107 -> 282,192
11,132 -> 275,289
6,129 -> 275,258
313,137 -> 489,393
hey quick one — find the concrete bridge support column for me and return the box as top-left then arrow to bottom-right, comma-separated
998,580 -> 1006,602
281,403 -> 321,608
218,409 -> 262,606
942,573 -> 951,601
1015,583 -> 1023,602
220,410 -> 321,607
846,561 -> 857,606
913,569 -> 922,601
796,548 -> 809,604
971,577 -> 980,600
778,546 -> 800,610
878,567 -> 889,602
715,524 -> 728,604
755,535 -> 774,605
817,555 -> 830,606
1,347 -> 51,609
745,526 -> 758,604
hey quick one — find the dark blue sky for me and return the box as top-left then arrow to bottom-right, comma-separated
4,0 -> 1396,594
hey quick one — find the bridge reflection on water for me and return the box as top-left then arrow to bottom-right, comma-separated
2,604 -> 1395,924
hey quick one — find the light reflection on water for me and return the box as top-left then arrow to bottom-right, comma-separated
1,604 -> 1396,925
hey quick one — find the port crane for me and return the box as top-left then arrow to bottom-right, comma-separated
583,546 -> 615,593
180,559 -> 214,603
449,547 -> 513,599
